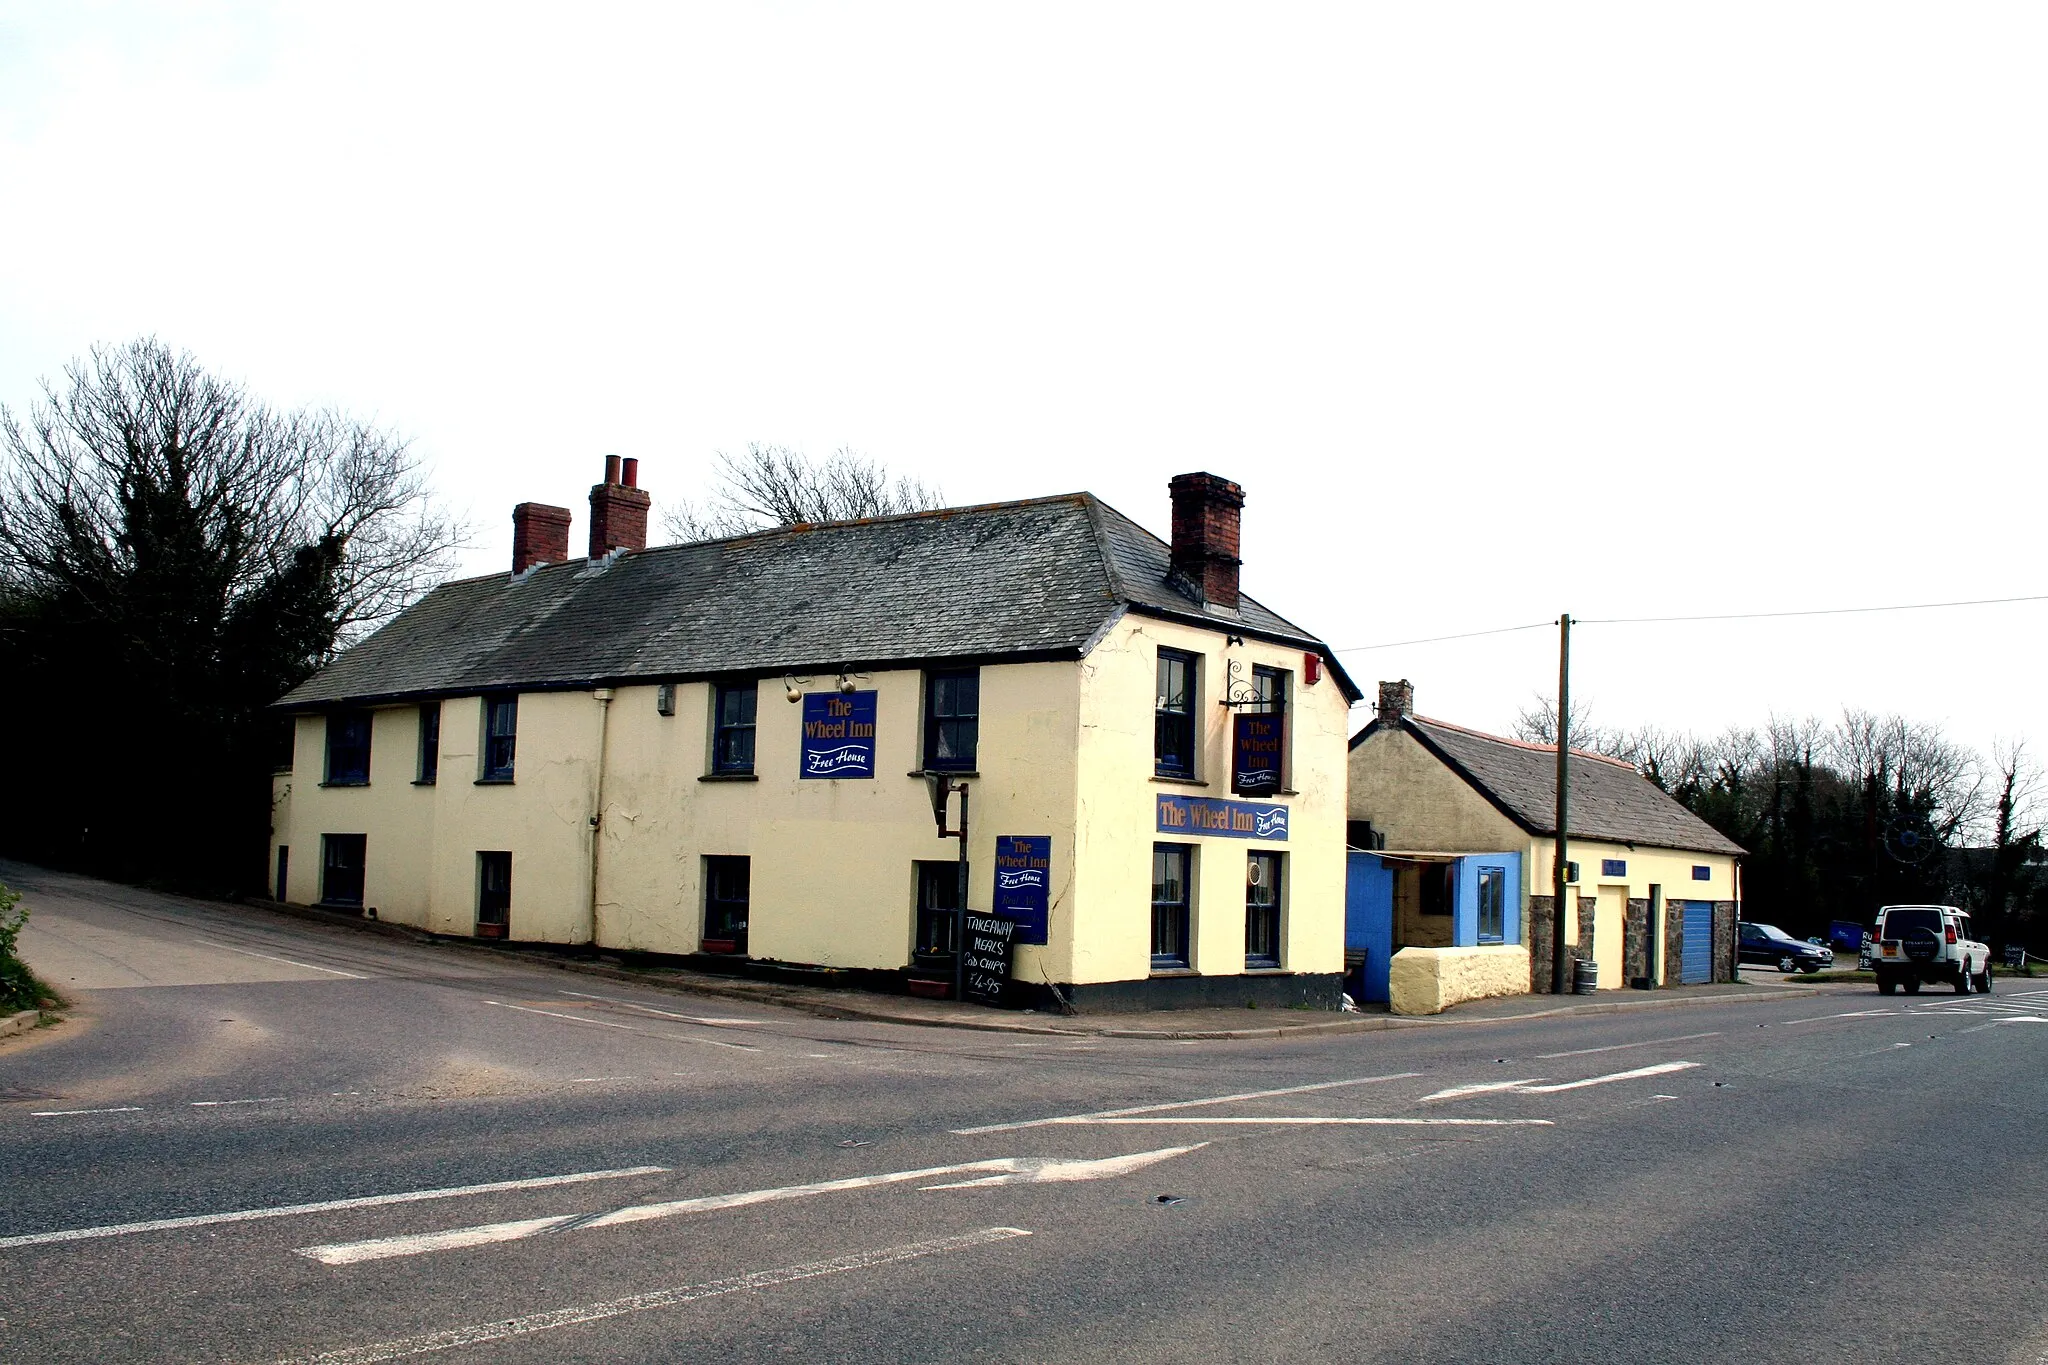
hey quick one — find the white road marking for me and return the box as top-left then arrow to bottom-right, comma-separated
951,1072 -> 1422,1135
1535,1032 -> 1721,1058
0,1166 -> 668,1250
211,944 -> 369,979
567,1077 -> 634,1084
1071,1117 -> 1554,1127
191,1097 -> 285,1106
1420,1079 -> 1546,1102
483,1001 -> 756,1050
271,1227 -> 1031,1364
1776,1010 -> 1894,1025
29,1106 -> 144,1118
296,1147 -> 1199,1266
1515,1061 -> 1699,1093
555,990 -> 760,1026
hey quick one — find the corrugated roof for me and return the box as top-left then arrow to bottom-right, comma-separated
280,492 -> 1362,708
1358,714 -> 1746,857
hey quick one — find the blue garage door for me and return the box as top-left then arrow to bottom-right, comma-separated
1680,901 -> 1713,985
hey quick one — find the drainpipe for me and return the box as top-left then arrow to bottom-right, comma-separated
589,687 -> 615,947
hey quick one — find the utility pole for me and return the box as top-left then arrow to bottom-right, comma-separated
1552,613 -> 1573,995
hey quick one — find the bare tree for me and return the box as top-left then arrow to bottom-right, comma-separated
1512,693 -> 1614,753
0,338 -> 466,648
661,443 -> 943,542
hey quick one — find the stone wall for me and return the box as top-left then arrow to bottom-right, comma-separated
1665,904 -> 1686,984
1576,893 -> 1597,961
1530,895 -> 1557,992
1390,945 -> 1533,1016
1713,900 -> 1738,983
1624,898 -> 1651,983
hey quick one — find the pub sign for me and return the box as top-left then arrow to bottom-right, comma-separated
992,835 -> 1052,945
1156,793 -> 1289,841
800,690 -> 877,779
1232,714 -> 1283,795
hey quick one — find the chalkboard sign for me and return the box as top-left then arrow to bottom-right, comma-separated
2005,944 -> 2027,969
961,913 -> 1018,1007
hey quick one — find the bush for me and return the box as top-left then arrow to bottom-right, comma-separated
0,882 -> 42,1013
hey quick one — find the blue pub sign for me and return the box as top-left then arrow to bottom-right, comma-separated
1232,714 -> 1283,795
992,835 -> 1052,944
800,690 -> 877,779
1155,794 -> 1289,841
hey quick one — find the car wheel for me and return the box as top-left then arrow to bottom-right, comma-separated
1955,965 -> 1972,994
1878,976 -> 1897,995
1979,966 -> 1993,994
1800,963 -> 1821,974
1778,955 -> 1798,974
1903,978 -> 1921,994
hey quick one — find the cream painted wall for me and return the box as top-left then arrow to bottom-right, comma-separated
1346,728 -> 1525,853
1526,839 -> 1737,986
1072,614 -> 1349,985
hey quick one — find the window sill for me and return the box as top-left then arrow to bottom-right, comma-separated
317,899 -> 363,910
908,769 -> 980,779
412,779 -> 437,787
1149,965 -> 1197,977
474,776 -> 515,786
318,781 -> 369,789
1241,965 -> 1290,975
699,772 -> 760,783
1150,775 -> 1208,788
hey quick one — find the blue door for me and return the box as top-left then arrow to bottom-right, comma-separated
1680,901 -> 1713,984
1345,852 -> 1395,1004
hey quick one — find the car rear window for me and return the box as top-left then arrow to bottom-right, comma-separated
1881,909 -> 1942,939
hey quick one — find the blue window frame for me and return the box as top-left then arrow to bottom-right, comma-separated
417,702 -> 441,784
1477,866 -> 1507,944
1154,651 -> 1197,778
1246,851 -> 1282,968
923,669 -> 979,771
1601,859 -> 1627,878
325,712 -> 371,786
713,682 -> 757,773
1692,865 -> 1711,881
1151,843 -> 1192,969
481,695 -> 518,782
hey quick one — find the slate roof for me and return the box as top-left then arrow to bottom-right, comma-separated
1355,714 -> 1745,857
280,493 -> 1362,708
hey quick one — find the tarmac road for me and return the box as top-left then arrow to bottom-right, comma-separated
3,862 -> 2046,1364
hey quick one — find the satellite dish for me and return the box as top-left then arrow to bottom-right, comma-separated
1883,820 -> 1935,864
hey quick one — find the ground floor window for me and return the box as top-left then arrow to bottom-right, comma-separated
1152,844 -> 1193,970
1246,851 -> 1282,968
476,851 -> 511,932
321,834 -> 366,906
914,860 -> 963,959
703,856 -> 750,953
1476,865 -> 1506,944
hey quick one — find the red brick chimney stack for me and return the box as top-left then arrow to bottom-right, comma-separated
511,503 -> 572,574
1167,471 -> 1245,610
588,455 -> 651,558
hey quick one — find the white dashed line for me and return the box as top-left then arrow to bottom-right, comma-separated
210,944 -> 369,979
952,1072 -> 1422,1135
1535,1032 -> 1721,1058
1515,1061 -> 1699,1093
191,1098 -> 285,1107
482,1001 -> 756,1050
30,1106 -> 144,1118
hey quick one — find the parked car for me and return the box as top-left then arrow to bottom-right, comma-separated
1738,922 -> 1833,974
1872,904 -> 1990,995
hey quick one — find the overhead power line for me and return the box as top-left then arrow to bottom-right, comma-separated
1334,592 -> 2048,653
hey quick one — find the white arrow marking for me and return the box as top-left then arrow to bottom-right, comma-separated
952,1072 -> 1421,1135
1420,1078 -> 1547,1102
270,1227 -> 1031,1364
296,1146 -> 1203,1266
1514,1061 -> 1699,1093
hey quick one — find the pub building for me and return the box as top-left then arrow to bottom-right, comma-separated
271,460 -> 1360,1010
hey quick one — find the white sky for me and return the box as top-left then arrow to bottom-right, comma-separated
3,3 -> 2043,760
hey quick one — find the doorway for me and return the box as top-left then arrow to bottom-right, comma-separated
1596,884 -> 1627,989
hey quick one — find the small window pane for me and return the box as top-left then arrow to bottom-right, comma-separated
483,696 -> 518,781
1152,844 -> 1192,969
714,682 -> 758,774
418,703 -> 441,784
924,669 -> 979,771
1246,852 -> 1282,968
1155,652 -> 1197,778
326,712 -> 371,785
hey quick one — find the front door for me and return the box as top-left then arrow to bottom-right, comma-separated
911,861 -> 964,993
1596,884 -> 1628,989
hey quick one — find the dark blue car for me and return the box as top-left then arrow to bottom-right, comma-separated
1738,922 -> 1833,974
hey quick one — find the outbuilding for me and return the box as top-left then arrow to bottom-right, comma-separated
1345,681 -> 1743,1013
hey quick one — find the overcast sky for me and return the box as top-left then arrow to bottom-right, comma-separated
3,4 -> 2042,760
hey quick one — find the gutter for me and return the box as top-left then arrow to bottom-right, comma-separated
588,687 -> 615,946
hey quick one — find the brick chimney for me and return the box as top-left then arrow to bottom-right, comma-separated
511,502 -> 572,574
1377,679 -> 1414,725
588,454 -> 650,558
1167,472 -> 1245,610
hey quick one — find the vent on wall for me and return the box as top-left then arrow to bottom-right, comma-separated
656,684 -> 676,717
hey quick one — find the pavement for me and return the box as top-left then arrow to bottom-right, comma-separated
6,861 -> 2048,1365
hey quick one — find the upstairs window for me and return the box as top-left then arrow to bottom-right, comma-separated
325,712 -> 371,786
923,669 -> 980,771
1155,651 -> 1197,779
713,682 -> 758,774
417,702 -> 441,784
481,695 -> 518,782
1250,665 -> 1287,714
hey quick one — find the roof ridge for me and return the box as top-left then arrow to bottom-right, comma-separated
1410,714 -> 1639,770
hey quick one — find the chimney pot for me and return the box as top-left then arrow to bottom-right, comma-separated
589,457 -> 651,558
1377,679 -> 1414,725
1166,472 -> 1245,610
511,502 -> 573,574
621,456 -> 638,489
